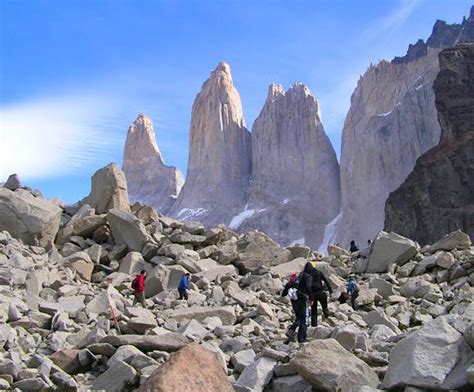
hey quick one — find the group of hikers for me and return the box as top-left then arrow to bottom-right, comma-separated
130,270 -> 191,306
130,256 -> 360,345
280,260 -> 359,343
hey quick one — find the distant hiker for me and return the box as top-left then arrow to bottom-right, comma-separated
347,276 -> 360,310
132,270 -> 147,308
281,272 -> 301,340
367,239 -> 372,246
350,240 -> 359,253
178,272 -> 190,300
309,260 -> 333,327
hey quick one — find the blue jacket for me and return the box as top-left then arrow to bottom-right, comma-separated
347,280 -> 359,295
178,275 -> 189,290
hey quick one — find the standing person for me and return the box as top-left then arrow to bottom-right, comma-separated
350,240 -> 359,253
281,272 -> 300,341
293,262 -> 313,343
347,276 -> 360,310
309,260 -> 333,327
178,272 -> 190,300
132,270 -> 147,308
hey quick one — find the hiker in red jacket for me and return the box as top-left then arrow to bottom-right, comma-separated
132,270 -> 147,308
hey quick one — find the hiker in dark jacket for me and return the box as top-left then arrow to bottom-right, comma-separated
292,262 -> 313,343
178,273 -> 190,300
309,261 -> 333,327
281,272 -> 300,340
132,270 -> 147,308
350,240 -> 359,253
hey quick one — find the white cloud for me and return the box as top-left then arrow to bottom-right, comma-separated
364,0 -> 423,39
0,94 -> 120,180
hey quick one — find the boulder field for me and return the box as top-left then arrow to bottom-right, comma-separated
0,165 -> 472,391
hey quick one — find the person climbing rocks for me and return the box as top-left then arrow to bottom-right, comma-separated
281,272 -> 301,341
309,260 -> 333,327
347,276 -> 360,310
292,262 -> 313,343
350,240 -> 359,253
178,272 -> 191,300
131,270 -> 147,308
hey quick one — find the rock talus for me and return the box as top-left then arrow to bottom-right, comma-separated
336,11 -> 474,248
385,43 -> 474,245
237,83 -> 340,248
169,62 -> 252,226
122,113 -> 184,213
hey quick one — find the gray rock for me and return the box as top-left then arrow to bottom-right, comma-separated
107,208 -> 148,251
364,309 -> 401,334
272,375 -> 312,392
101,333 -> 188,352
426,230 -> 472,253
291,339 -> 379,391
231,349 -> 256,373
234,357 -> 277,392
383,316 -> 473,389
85,163 -> 130,214
0,188 -> 62,246
4,174 -> 21,191
91,360 -> 137,391
166,305 -> 236,325
366,231 -> 419,273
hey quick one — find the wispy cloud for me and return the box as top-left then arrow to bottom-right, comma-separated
364,0 -> 423,39
0,94 -> 121,180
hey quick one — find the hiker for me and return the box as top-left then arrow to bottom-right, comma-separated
178,272 -> 190,300
367,239 -> 372,246
349,240 -> 359,253
281,272 -> 300,340
292,262 -> 313,343
132,270 -> 147,308
347,276 -> 360,310
309,260 -> 333,327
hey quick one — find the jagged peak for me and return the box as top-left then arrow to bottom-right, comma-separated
287,82 -> 312,97
266,83 -> 285,100
125,113 -> 163,163
210,62 -> 233,82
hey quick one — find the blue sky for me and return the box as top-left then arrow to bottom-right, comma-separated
1,0 -> 472,204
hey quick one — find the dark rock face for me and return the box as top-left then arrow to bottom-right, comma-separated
385,44 -> 474,245
337,8 -> 474,249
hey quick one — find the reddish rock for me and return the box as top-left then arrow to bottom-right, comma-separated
139,343 -> 233,392
50,349 -> 81,374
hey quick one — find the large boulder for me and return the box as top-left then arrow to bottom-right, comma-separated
85,163 -> 130,214
165,306 -> 236,326
102,333 -> 188,352
139,343 -> 234,392
0,188 -> 61,246
365,231 -> 419,273
290,339 -> 379,391
426,230 -> 472,253
234,357 -> 277,391
235,231 -> 292,273
107,209 -> 148,251
383,316 -> 473,390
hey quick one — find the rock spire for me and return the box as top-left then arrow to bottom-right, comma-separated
122,113 -> 184,213
237,83 -> 340,248
169,62 -> 252,225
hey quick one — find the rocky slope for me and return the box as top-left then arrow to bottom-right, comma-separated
122,113 -> 184,213
0,166 -> 472,391
336,9 -> 474,249
385,43 -> 474,246
169,62 -> 252,226
237,83 -> 340,248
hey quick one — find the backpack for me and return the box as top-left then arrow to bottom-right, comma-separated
131,277 -> 138,290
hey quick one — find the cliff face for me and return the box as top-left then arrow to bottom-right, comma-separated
336,11 -> 474,248
122,113 -> 184,213
169,63 -> 252,225
385,43 -> 474,245
236,84 -> 340,247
